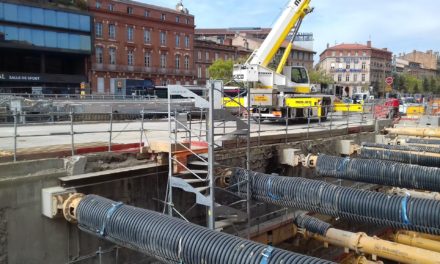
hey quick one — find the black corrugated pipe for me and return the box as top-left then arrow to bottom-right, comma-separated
295,214 -> 331,236
362,142 -> 440,153
360,147 -> 440,168
76,195 -> 334,264
230,168 -> 440,235
316,154 -> 440,191
405,138 -> 440,145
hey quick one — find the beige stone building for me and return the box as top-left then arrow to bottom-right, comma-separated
397,50 -> 439,78
318,41 -> 392,97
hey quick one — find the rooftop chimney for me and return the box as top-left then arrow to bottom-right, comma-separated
367,41 -> 372,48
327,43 -> 330,49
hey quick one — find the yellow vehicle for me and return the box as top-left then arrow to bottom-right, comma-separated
230,0 -> 332,121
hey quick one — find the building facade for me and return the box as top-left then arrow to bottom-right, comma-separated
318,41 -> 392,97
194,39 -> 251,85
0,1 -> 92,94
88,0 -> 195,94
396,50 -> 439,78
196,28 -> 315,70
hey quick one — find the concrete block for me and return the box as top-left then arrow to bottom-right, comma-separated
375,119 -> 393,132
419,116 -> 440,127
337,140 -> 356,155
149,140 -> 190,153
64,156 -> 87,176
375,135 -> 391,145
0,159 -> 64,179
278,148 -> 301,167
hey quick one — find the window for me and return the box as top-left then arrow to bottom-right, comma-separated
362,51 -> 367,57
186,18 -> 190,25
205,67 -> 209,78
127,26 -> 133,41
95,22 -> 103,38
109,47 -> 116,64
175,35 -> 180,47
331,51 -> 336,57
127,50 -> 134,65
144,10 -> 149,17
215,53 -> 219,61
354,74 -> 358,82
160,54 -> 167,68
330,63 -> 335,70
362,74 -> 366,82
205,52 -> 210,62
160,31 -> 167,45
144,52 -> 151,67
108,3 -> 114,11
184,56 -> 190,69
197,51 -> 202,60
175,55 -> 180,69
96,1 -> 101,8
184,36 -> 190,48
96,46 -> 103,63
161,14 -> 166,21
347,52 -> 351,57
127,7 -> 133,14
339,52 -> 343,57
362,62 -> 366,70
291,67 -> 309,84
346,64 -> 350,69
224,54 -> 228,60
197,66 -> 202,78
144,29 -> 151,44
338,74 -> 342,82
346,75 -> 350,82
109,24 -> 116,39
355,51 -> 359,57
176,16 -> 180,23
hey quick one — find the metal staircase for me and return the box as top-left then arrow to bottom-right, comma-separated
166,82 -> 251,231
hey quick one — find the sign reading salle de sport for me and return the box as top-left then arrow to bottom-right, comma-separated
0,73 -> 41,82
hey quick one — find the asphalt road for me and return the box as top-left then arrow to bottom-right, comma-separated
0,113 -> 373,151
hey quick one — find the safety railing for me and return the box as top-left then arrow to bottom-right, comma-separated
0,110 -> 169,162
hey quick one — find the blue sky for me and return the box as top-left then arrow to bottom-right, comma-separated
141,0 -> 440,57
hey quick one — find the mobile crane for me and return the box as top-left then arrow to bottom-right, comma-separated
232,0 -> 332,121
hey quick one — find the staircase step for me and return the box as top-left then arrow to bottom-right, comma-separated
195,186 -> 209,192
215,220 -> 233,230
183,178 -> 207,184
179,169 -> 208,176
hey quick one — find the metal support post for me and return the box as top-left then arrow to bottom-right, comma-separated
13,111 -> 17,162
108,108 -> 113,152
307,107 -> 311,139
140,108 -> 145,150
285,108 -> 289,143
258,107 -> 261,146
70,111 -> 75,156
207,82 -> 216,230
346,105 -> 350,135
329,105 -> 333,136
246,84 -> 252,239
167,91 -> 173,217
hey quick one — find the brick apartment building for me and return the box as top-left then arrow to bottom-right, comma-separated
318,41 -> 392,97
88,0 -> 195,94
196,28 -> 315,71
194,39 -> 251,85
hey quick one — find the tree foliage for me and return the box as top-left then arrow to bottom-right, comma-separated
207,59 -> 234,81
309,70 -> 334,85
392,72 -> 440,95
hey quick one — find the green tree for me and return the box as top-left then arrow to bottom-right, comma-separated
208,59 -> 234,81
413,82 -> 420,94
309,70 -> 334,85
422,77 -> 430,93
